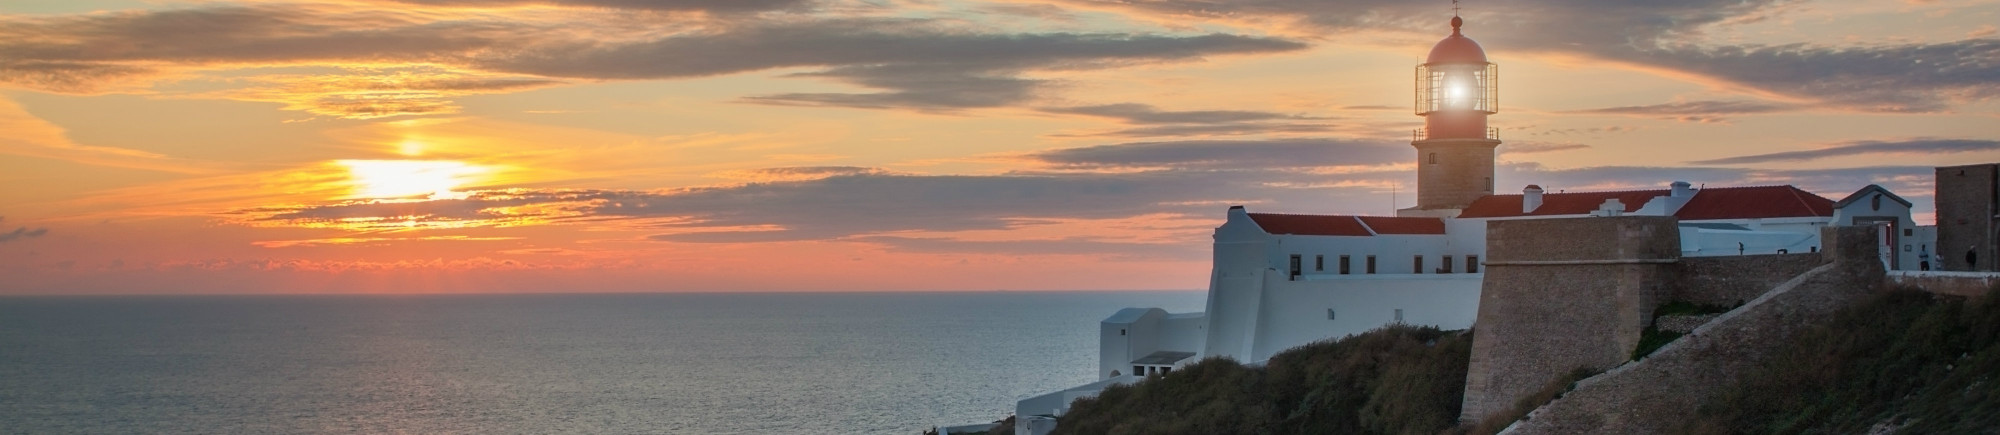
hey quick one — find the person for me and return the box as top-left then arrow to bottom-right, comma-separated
1919,246 -> 1931,271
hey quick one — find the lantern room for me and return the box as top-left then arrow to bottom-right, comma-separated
1414,16 -> 1498,140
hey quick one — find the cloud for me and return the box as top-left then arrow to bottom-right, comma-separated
252,235 -> 522,248
1041,103 -> 1313,124
212,68 -> 565,119
1035,0 -> 2000,112
0,226 -> 49,243
1688,138 -> 2000,165
1026,138 -> 1405,170
0,96 -> 216,173
0,6 -> 1305,113
1037,103 -> 1336,137
219,134 -> 1942,248
231,139 -> 1411,242
708,166 -> 888,182
850,235 -> 1205,260
1568,100 -> 1796,122
1500,141 -> 1590,155
380,0 -> 813,12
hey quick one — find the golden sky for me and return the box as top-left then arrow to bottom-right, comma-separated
2,0 -> 1996,293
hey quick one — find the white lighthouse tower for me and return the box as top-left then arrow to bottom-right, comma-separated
1399,15 -> 1500,218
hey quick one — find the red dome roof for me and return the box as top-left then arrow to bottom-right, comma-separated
1425,17 -> 1487,65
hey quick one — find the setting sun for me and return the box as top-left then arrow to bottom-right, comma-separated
337,160 -> 487,200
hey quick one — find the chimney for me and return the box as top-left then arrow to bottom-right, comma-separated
1670,181 -> 1693,198
1522,185 -> 1544,214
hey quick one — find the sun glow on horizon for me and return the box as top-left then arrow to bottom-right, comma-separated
338,160 -> 489,200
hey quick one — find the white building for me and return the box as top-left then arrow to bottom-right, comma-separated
1010,15 -> 1936,435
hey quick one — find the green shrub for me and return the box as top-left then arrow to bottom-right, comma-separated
1052,326 -> 1472,435
1681,288 -> 2000,434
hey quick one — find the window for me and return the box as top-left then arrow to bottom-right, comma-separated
1120,329 -> 1126,336
1442,255 -> 1454,273
1485,176 -> 1493,192
1135,365 -> 1145,376
1160,367 -> 1171,374
1413,255 -> 1424,274
1327,308 -> 1337,320
1366,255 -> 1377,274
1289,255 -> 1302,279
1467,255 -> 1480,273
1872,194 -> 1882,211
1339,255 -> 1351,275
1429,153 -> 1437,164
1315,255 -> 1324,272
1905,229 -> 1914,237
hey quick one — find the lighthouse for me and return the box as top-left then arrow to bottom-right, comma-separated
1399,15 -> 1500,218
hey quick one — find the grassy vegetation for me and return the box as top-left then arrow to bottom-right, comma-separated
1679,288 -> 2000,434
1632,328 -> 1684,360
1050,326 -> 1472,435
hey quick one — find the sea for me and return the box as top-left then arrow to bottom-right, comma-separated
0,291 -> 1206,434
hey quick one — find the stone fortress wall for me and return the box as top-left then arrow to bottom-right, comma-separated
1671,253 -> 1823,307
1499,226 -> 1885,434
1457,216 -> 1682,422
1459,218 -> 1887,426
1935,164 -> 1998,272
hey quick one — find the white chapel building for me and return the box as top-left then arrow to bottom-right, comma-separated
1009,14 -> 1934,435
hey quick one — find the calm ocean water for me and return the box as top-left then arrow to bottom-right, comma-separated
0,291 -> 1204,434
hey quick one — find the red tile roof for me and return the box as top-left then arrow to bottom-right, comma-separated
1458,189 -> 1663,218
1246,213 -> 1446,236
1248,213 -> 1370,236
1457,185 -> 1835,220
1358,216 -> 1448,235
1674,185 -> 1834,220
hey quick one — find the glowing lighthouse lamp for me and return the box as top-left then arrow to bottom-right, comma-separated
1414,16 -> 1497,140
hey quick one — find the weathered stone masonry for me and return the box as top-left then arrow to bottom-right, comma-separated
1457,216 -> 1681,422
1460,218 -> 1885,426
1501,226 -> 1885,434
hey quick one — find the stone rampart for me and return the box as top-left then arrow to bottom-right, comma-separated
1672,253 -> 1822,307
1501,226 -> 1885,434
1888,271 -> 2000,298
1458,216 -> 1680,423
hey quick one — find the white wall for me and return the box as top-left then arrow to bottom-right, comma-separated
1904,226 -> 1939,271
1099,308 -> 1164,380
1249,270 -> 1483,361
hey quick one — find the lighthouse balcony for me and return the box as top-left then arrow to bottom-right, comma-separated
1413,127 -> 1499,141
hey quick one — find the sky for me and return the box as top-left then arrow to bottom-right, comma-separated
1,0 -> 1996,294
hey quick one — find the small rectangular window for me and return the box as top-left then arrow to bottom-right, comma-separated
1467,255 -> 1480,273
1366,256 -> 1377,274
1905,229 -> 1914,237
1328,308 -> 1336,320
1289,255 -> 1302,279
1339,255 -> 1351,275
1315,255 -> 1324,272
1413,256 -> 1424,274
1442,255 -> 1454,273
1135,365 -> 1145,376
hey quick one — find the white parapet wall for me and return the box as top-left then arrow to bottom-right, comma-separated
1012,375 -> 1138,435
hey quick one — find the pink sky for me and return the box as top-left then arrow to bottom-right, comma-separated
1,0 -> 1995,293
